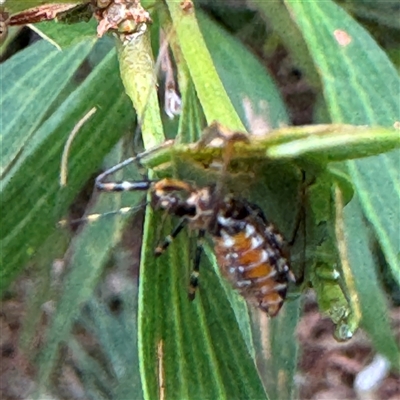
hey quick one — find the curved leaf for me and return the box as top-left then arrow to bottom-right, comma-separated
165,0 -> 245,131
37,141 -> 143,392
0,45 -> 134,293
132,7 -> 300,400
34,19 -> 97,48
4,1 -> 83,15
197,11 -> 289,130
341,192 -> 399,367
139,212 -> 267,400
0,39 -> 95,176
141,125 -> 399,170
285,0 -> 400,361
117,27 -> 164,148
266,125 -> 400,161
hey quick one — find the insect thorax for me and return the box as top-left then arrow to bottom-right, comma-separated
150,180 -> 218,231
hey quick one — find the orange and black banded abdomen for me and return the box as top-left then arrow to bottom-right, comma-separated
213,203 -> 294,317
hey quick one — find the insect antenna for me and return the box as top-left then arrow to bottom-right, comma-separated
58,203 -> 148,229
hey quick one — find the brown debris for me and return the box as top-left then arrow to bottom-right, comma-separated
297,305 -> 400,400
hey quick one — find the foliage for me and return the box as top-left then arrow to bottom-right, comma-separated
1,1 -> 399,399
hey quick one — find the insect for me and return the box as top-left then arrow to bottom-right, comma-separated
95,131 -> 296,317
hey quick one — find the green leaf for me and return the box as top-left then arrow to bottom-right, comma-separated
347,156 -> 400,288
307,174 -> 358,341
284,1 -> 399,125
0,45 -> 134,293
37,140 -> 143,391
341,0 -> 400,30
285,0 -> 400,360
248,0 -> 320,90
134,10 -> 295,399
266,299 -> 301,400
34,19 -> 97,48
165,1 -> 245,131
4,0 -> 83,15
117,27 -> 164,148
0,39 -> 95,176
141,125 -> 399,172
341,192 -> 399,366
75,294 -> 142,399
197,11 -> 289,130
138,212 -> 267,400
266,125 -> 400,162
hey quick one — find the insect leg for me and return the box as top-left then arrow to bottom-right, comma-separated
154,218 -> 187,256
95,140 -> 174,192
97,178 -> 153,192
188,229 -> 205,301
95,154 -> 150,191
195,122 -> 249,149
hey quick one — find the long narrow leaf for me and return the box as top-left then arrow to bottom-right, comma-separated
0,46 -> 134,292
197,11 -> 288,130
285,0 -> 400,361
0,39 -> 94,176
37,140 -> 142,392
165,1 -> 245,131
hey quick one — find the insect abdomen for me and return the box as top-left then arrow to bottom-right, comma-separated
213,208 -> 292,317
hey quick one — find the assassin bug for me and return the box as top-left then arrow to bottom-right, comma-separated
95,126 -> 296,317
